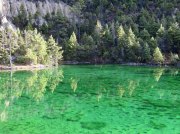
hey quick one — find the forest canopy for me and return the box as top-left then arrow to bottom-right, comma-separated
0,28 -> 63,65
1,0 -> 180,64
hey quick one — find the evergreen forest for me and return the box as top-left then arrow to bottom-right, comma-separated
0,0 -> 180,65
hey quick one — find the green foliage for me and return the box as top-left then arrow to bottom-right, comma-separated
47,35 -> 63,65
141,43 -> 151,62
157,24 -> 165,37
0,29 -> 19,64
0,68 -> 64,102
153,47 -> 164,64
0,29 -> 63,65
64,32 -> 78,61
95,20 -> 103,34
69,32 -> 78,48
170,53 -> 179,64
12,4 -> 28,29
140,29 -> 150,41
3,0 -> 180,64
125,27 -> 141,61
149,37 -> 158,55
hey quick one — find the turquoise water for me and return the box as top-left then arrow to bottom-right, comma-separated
0,65 -> 180,134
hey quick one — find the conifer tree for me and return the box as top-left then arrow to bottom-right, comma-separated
167,22 -> 180,53
1,29 -> 19,66
127,27 -> 136,46
142,42 -> 151,62
157,24 -> 167,52
14,29 -> 27,64
149,37 -> 158,55
64,31 -> 79,60
32,29 -> 47,64
0,30 -> 8,64
93,20 -> 103,47
95,20 -> 103,34
81,33 -> 95,46
153,47 -> 164,64
126,27 -> 140,61
140,29 -> 150,41
157,24 -> 165,37
117,25 -> 126,58
47,35 -> 63,65
69,31 -> 78,48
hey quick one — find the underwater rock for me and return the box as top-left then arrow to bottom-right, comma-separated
143,99 -> 175,108
147,112 -> 162,116
66,115 -> 81,122
81,121 -> 106,130
149,121 -> 166,129
66,112 -> 83,122
109,101 -> 124,107
42,115 -> 57,120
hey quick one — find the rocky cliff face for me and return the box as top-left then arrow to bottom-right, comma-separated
0,0 -> 3,17
8,0 -> 78,23
0,0 -> 14,30
0,0 -> 79,29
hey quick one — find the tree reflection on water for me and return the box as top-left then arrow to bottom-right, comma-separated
0,66 -> 179,122
0,68 -> 64,122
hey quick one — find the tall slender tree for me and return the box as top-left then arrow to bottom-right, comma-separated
117,25 -> 126,58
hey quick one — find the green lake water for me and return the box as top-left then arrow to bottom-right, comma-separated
0,65 -> 179,134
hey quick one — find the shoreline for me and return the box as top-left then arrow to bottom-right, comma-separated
0,62 -> 179,71
0,64 -> 52,71
62,61 -> 179,67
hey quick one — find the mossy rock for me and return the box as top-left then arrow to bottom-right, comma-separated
143,99 -> 174,108
147,112 -> 161,116
66,112 -> 83,122
109,101 -> 123,107
81,121 -> 106,130
66,115 -> 81,122
42,115 -> 57,120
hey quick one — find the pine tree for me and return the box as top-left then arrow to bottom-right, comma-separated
142,42 -> 151,62
140,29 -> 150,41
0,30 -> 8,64
23,30 -> 37,64
149,37 -> 158,55
13,3 -> 28,29
126,27 -> 140,61
102,24 -> 113,46
13,29 -> 28,64
156,24 -> 167,52
1,29 -> 19,66
153,47 -> 164,64
117,25 -> 126,58
81,33 -> 95,46
157,24 -> 165,37
167,22 -> 180,53
64,31 -> 79,61
47,35 -> 63,65
69,31 -> 78,48
170,52 -> 179,64
101,24 -> 113,60
24,29 -> 47,64
127,27 -> 136,46
32,29 -> 47,64
95,20 -> 103,34
117,25 -> 125,40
